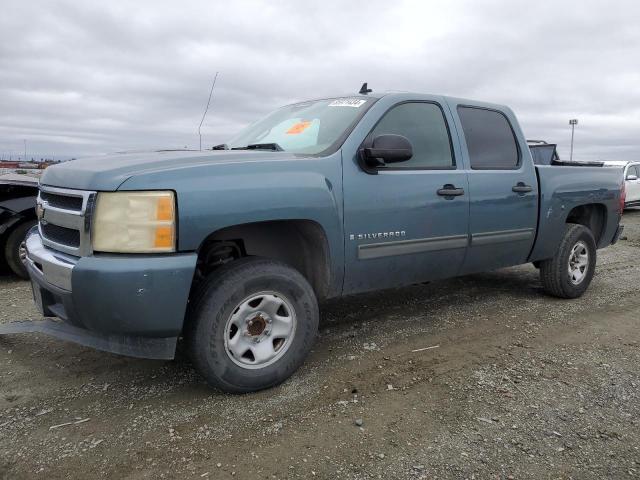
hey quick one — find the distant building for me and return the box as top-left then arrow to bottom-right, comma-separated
0,160 -> 59,169
38,160 -> 57,169
0,159 -> 59,176
0,161 -> 20,169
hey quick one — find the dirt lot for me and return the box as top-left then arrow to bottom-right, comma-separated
1,212 -> 640,480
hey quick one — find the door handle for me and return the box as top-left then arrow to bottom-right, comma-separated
437,184 -> 465,197
512,183 -> 533,194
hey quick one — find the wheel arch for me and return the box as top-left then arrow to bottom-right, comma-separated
194,219 -> 333,300
565,203 -> 607,246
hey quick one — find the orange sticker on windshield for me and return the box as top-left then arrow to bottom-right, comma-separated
286,120 -> 312,134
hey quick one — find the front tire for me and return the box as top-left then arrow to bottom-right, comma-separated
5,220 -> 36,279
185,257 -> 319,393
539,224 -> 596,299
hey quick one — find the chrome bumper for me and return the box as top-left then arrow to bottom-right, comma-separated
24,228 -> 77,291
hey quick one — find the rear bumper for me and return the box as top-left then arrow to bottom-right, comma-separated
0,229 -> 198,359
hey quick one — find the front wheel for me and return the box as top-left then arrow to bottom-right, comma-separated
185,257 -> 319,393
539,224 -> 596,298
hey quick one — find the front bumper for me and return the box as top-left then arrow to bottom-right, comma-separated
0,229 -> 197,359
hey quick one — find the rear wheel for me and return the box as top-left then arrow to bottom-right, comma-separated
185,257 -> 319,393
539,224 -> 596,298
5,220 -> 36,279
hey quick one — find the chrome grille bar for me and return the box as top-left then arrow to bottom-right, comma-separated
37,185 -> 96,257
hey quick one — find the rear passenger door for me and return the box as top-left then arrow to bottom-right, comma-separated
450,103 -> 539,274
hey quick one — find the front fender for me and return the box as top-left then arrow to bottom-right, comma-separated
117,152 -> 345,292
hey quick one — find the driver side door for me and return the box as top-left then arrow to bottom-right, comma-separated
342,100 -> 470,294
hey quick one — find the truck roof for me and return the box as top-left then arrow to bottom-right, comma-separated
296,91 -> 511,112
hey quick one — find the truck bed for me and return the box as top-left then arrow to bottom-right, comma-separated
529,164 -> 623,262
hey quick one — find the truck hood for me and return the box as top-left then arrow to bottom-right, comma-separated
40,150 -> 307,191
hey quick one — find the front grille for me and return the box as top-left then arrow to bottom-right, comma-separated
41,224 -> 81,248
40,192 -> 83,211
38,186 -> 95,256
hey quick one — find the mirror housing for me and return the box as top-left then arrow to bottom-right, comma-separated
362,134 -> 413,167
627,174 -> 638,181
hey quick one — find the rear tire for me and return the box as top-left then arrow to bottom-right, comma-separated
539,224 -> 596,298
5,220 -> 36,279
185,257 -> 319,393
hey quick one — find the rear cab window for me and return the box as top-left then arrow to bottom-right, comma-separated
457,106 -> 520,170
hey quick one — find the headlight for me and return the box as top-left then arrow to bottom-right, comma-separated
92,191 -> 176,253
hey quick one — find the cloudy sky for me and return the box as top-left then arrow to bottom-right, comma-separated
1,0 -> 639,162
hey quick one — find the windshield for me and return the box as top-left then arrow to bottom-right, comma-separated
227,97 -> 375,155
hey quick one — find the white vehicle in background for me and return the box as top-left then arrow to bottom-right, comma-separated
622,162 -> 640,207
601,161 -> 640,208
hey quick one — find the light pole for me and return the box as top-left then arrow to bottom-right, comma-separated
569,119 -> 578,162
24,139 -> 27,163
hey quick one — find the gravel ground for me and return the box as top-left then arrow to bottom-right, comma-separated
1,211 -> 640,479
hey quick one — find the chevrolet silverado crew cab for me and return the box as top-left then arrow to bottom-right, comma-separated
1,90 -> 624,393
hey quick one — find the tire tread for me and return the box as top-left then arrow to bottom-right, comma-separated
184,256 -> 318,393
539,223 -> 596,299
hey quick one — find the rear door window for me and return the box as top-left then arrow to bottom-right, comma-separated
457,107 -> 520,169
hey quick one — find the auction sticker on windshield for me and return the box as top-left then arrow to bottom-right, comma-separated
328,98 -> 367,108
286,120 -> 312,134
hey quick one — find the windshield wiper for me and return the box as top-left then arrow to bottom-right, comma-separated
231,143 -> 284,152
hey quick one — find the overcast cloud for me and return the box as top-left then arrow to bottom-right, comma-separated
1,0 -> 639,161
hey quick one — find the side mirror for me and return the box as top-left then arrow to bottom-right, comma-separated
362,134 -> 413,167
627,174 -> 638,181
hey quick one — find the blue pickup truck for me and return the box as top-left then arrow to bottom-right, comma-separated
1,90 -> 625,392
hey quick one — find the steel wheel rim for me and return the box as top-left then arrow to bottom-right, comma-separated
568,240 -> 589,285
223,291 -> 297,369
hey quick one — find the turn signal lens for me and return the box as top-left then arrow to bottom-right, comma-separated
153,226 -> 175,249
156,196 -> 174,221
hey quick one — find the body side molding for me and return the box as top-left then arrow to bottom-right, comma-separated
358,234 -> 468,260
471,228 -> 534,246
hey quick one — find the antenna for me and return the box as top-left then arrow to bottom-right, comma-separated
359,82 -> 372,95
198,71 -> 219,151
